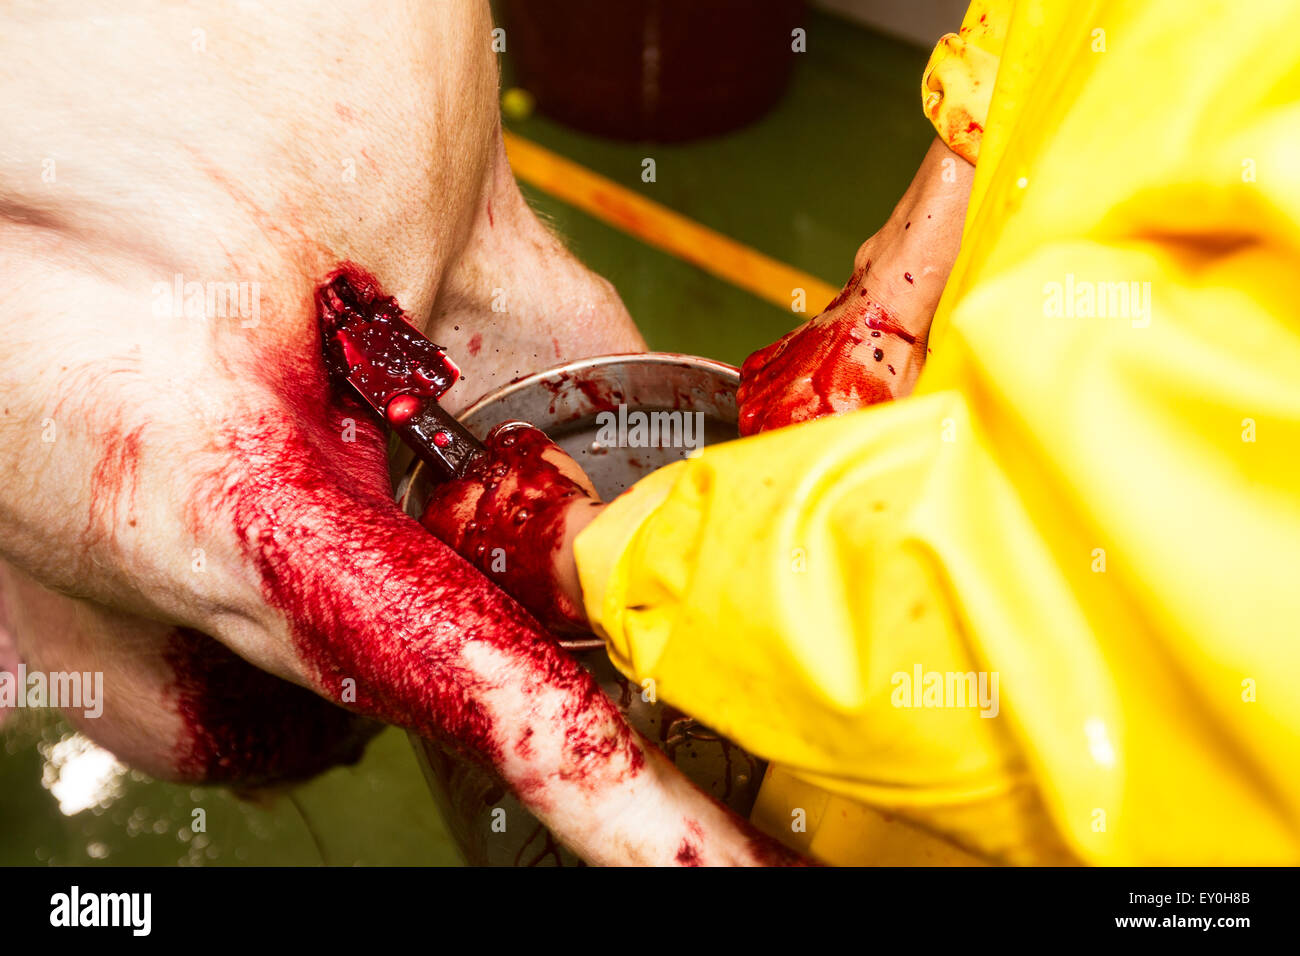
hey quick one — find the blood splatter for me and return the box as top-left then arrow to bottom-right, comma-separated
737,293 -> 912,435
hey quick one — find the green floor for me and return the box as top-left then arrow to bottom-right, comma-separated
0,9 -> 933,866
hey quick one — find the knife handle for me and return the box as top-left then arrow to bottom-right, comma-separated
394,399 -> 486,482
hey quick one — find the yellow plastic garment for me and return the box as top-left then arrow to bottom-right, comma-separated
575,0 -> 1300,865
922,0 -> 1011,164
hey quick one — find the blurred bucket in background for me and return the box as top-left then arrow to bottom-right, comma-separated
500,0 -> 806,141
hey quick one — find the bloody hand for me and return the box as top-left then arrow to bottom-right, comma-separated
738,137 -> 975,436
738,269 -> 921,435
420,423 -> 601,633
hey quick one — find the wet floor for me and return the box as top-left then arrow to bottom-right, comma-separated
0,8 -> 932,865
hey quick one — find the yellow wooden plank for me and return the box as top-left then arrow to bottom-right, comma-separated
503,131 -> 840,314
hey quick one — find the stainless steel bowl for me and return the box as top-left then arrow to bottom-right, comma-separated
397,353 -> 766,866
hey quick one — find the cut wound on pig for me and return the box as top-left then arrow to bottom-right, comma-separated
316,262 -> 460,414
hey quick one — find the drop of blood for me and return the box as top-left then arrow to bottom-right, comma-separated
385,394 -> 422,425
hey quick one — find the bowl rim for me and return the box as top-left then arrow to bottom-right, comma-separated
457,351 -> 740,422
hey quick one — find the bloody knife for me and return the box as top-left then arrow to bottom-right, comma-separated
316,266 -> 485,481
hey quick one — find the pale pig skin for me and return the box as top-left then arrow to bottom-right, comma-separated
0,0 -> 802,866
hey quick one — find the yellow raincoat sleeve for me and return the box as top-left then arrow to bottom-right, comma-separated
575,0 -> 1300,865
922,0 -> 1011,164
